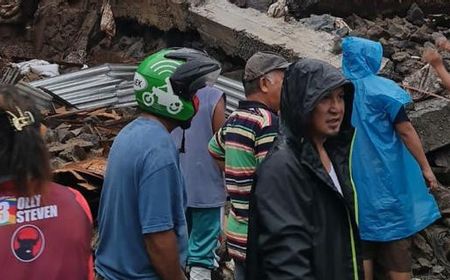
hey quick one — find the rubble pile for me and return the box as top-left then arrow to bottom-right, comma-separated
0,1 -> 449,279
345,6 -> 450,81
43,107 -> 137,218
288,3 -> 450,83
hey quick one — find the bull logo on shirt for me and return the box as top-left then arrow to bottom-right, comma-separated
11,225 -> 45,262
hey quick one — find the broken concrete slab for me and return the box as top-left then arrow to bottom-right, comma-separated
190,0 -> 342,66
110,0 -> 344,66
408,99 -> 450,153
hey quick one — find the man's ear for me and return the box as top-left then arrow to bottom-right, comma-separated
259,77 -> 269,94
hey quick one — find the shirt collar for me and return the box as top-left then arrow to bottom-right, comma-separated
238,100 -> 277,114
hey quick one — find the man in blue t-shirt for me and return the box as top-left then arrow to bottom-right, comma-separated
95,48 -> 221,280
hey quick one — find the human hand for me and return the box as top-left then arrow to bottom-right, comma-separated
423,168 -> 438,190
422,48 -> 443,67
435,37 -> 450,51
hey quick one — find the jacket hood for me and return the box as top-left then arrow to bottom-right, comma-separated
342,36 -> 383,80
280,58 -> 354,139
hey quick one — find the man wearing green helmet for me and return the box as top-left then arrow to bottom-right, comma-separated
95,48 -> 221,280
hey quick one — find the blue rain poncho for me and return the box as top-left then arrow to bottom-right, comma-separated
342,36 -> 440,241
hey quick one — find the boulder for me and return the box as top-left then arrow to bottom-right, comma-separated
406,3 -> 425,26
408,99 -> 450,153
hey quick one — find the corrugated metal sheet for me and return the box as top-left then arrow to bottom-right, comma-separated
28,64 -> 245,114
15,81 -> 53,111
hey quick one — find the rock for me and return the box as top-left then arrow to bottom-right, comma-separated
79,133 -> 100,148
379,38 -> 395,58
246,0 -> 274,11
395,59 -> 422,76
57,129 -> 75,143
408,99 -> 450,153
390,38 -> 416,50
366,25 -> 387,40
300,14 -> 337,32
228,0 -> 247,8
413,234 -> 434,259
125,38 -> 145,59
70,128 -> 83,137
44,128 -> 59,144
392,51 -> 410,62
267,0 -> 288,18
433,265 -> 446,274
417,257 -> 433,268
403,64 -> 447,101
379,59 -> 399,80
411,25 -> 433,43
387,22 -> 411,40
50,157 -> 67,170
406,3 -> 425,26
434,167 -> 450,185
433,147 -> 450,168
59,145 -> 87,162
286,0 -> 320,18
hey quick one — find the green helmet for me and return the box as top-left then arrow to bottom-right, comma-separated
134,48 -> 221,125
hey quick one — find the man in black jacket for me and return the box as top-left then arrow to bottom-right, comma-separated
246,58 -> 362,280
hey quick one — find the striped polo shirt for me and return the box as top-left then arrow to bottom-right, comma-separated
208,100 -> 278,261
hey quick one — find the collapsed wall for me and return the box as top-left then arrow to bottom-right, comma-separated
110,0 -> 342,65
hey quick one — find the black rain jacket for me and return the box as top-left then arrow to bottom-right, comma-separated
246,58 -> 363,280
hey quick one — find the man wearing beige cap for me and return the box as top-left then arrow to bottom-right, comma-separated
208,51 -> 289,279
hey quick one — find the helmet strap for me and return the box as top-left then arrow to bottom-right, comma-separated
179,129 -> 186,154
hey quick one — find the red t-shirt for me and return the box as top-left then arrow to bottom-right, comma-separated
0,181 -> 94,280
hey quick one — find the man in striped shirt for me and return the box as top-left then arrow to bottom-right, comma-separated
208,51 -> 289,280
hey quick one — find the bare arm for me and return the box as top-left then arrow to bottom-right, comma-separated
209,96 -> 226,171
144,230 -> 186,280
395,121 -> 438,189
214,159 -> 225,171
422,48 -> 450,91
212,96 -> 226,171
432,62 -> 450,91
212,96 -> 226,133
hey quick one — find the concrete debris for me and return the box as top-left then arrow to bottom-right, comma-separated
430,146 -> 450,185
100,0 -> 116,40
300,14 -> 351,37
408,98 -> 450,153
0,0 -> 22,23
403,64 -> 449,102
0,1 -> 449,278
283,0 -> 450,18
408,185 -> 450,280
344,4 -> 450,82
406,3 -> 425,26
189,0 -> 342,66
267,0 -> 288,18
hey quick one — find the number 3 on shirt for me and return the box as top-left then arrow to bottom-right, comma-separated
0,201 -> 10,224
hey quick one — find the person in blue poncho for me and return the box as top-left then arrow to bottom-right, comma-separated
342,36 -> 441,280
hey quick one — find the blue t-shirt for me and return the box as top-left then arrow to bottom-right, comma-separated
95,117 -> 188,279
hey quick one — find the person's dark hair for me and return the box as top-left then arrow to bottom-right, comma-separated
243,78 -> 260,97
0,85 -> 51,196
